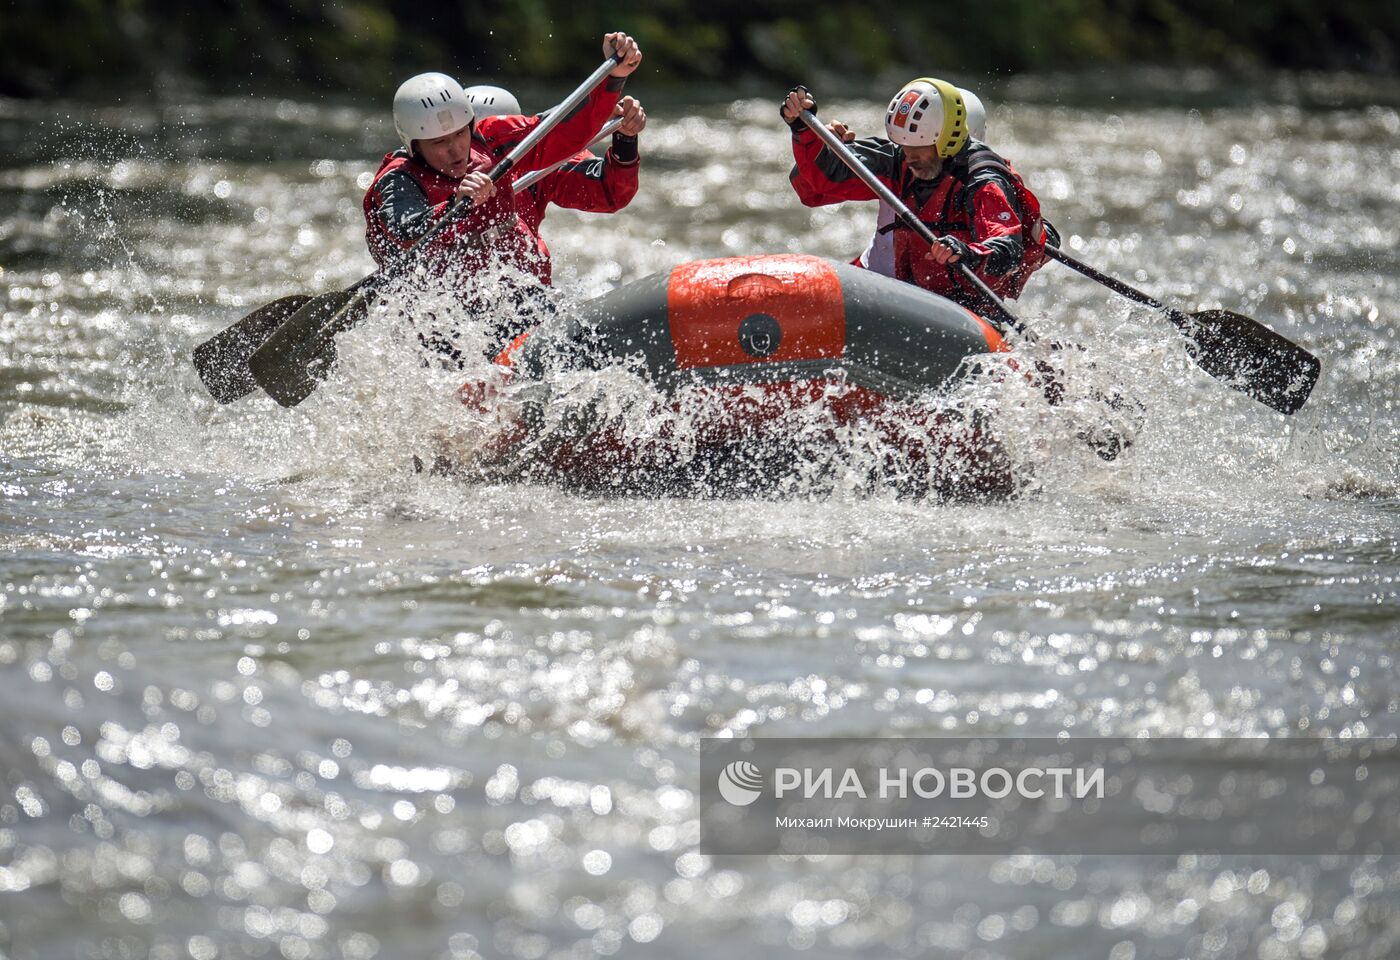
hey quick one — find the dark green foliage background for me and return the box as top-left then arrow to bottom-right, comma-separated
5,0 -> 1398,98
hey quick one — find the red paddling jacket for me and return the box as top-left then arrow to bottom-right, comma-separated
789,125 -> 1049,303
510,131 -> 640,284
363,76 -> 627,285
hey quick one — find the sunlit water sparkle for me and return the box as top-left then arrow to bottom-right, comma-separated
2,79 -> 1399,959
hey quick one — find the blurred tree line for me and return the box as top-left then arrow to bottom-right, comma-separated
5,0 -> 1397,98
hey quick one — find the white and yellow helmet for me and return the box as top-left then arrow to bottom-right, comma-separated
884,77 -> 968,158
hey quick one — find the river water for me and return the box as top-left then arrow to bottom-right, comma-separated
2,74 -> 1398,958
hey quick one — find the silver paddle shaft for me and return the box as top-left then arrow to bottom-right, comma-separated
513,116 -> 625,193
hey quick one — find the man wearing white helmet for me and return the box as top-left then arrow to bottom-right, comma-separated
363,33 -> 642,353
781,79 -> 1050,308
465,84 -> 647,286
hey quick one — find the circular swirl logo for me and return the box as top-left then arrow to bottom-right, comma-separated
717,761 -> 764,806
738,312 -> 781,358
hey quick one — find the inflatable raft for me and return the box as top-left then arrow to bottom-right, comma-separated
450,254 -> 1023,498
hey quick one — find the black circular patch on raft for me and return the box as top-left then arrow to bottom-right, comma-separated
738,313 -> 782,358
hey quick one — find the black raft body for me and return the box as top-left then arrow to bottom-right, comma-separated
461,254 -> 1022,499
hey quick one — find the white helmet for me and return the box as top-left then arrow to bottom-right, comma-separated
958,87 -> 987,142
884,77 -> 968,158
464,84 -> 522,119
393,73 -> 473,151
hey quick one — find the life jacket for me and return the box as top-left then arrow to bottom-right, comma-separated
890,143 -> 1049,300
362,144 -> 549,283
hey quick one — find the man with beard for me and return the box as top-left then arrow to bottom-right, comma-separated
781,79 -> 1050,309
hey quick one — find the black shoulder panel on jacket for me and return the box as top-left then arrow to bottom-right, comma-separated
815,136 -> 901,184
373,168 -> 438,245
956,142 -> 1022,222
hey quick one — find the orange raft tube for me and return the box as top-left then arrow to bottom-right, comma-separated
454,254 -> 1020,498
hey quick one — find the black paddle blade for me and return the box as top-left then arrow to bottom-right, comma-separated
1175,309 -> 1321,415
192,295 -> 312,403
249,289 -> 364,408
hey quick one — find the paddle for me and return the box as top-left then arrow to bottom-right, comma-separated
1040,243 -> 1319,415
192,294 -> 312,403
798,109 -> 1031,338
799,109 -> 1319,415
235,53 -> 624,408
